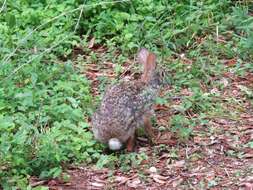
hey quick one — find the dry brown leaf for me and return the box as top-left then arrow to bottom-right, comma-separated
154,104 -> 169,111
210,88 -> 219,95
223,58 -> 237,66
205,171 -> 216,181
91,182 -> 104,187
181,88 -> 193,96
242,153 -> 253,159
127,178 -> 141,188
149,166 -> 157,173
94,177 -> 106,183
220,77 -> 229,87
159,132 -> 172,141
167,160 -> 185,168
172,178 -> 184,188
215,118 -> 230,125
115,176 -> 128,182
240,114 -> 253,119
157,132 -> 177,145
152,176 -> 166,184
187,172 -> 205,177
88,37 -> 95,49
193,136 -> 204,144
240,182 -> 253,190
31,180 -> 46,187
151,174 -> 169,180
115,176 -> 128,185
48,180 -> 58,186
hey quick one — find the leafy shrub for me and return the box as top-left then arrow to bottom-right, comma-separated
81,0 -> 232,53
0,0 -> 252,189
0,62 -> 102,188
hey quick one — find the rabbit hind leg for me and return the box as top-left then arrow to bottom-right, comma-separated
126,133 -> 135,152
143,115 -> 156,144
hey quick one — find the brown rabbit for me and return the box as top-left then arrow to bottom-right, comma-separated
91,48 -> 166,151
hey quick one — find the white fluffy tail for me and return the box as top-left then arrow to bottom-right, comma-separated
108,138 -> 122,150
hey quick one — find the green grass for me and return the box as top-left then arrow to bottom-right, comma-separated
0,0 -> 253,189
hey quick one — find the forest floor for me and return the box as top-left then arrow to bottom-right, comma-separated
2,1 -> 253,190
31,48 -> 253,190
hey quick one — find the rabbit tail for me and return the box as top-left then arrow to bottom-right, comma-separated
108,138 -> 122,150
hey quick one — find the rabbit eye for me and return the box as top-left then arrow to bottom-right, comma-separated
160,70 -> 166,78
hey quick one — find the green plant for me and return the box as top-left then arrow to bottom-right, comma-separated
1,0 -> 253,189
0,63 -> 103,188
96,152 -> 148,173
170,115 -> 193,140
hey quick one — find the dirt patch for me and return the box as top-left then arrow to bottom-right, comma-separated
31,52 -> 253,189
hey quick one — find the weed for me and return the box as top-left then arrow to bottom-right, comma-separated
0,0 -> 253,189
96,152 -> 148,173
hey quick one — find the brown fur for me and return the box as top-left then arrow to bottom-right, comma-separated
92,48 -> 165,150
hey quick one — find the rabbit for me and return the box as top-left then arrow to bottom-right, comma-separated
91,48 -> 166,151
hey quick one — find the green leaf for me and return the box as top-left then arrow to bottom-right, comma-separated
67,97 -> 78,108
33,186 -> 49,190
238,85 -> 253,98
155,97 -> 168,105
6,13 -> 16,28
50,167 -> 62,178
31,73 -> 38,86
0,115 -> 15,131
247,141 -> 253,149
96,155 -> 117,169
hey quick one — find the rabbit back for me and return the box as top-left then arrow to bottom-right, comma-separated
92,80 -> 157,144
92,48 -> 166,148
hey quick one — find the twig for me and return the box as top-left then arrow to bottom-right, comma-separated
216,25 -> 219,44
224,168 -> 230,177
31,180 -> 47,187
0,0 -> 6,13
185,144 -> 189,159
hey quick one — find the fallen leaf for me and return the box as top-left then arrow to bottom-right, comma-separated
149,166 -> 157,173
157,132 -> 176,145
48,180 -> 58,186
240,182 -> 253,190
220,77 -> 229,87
159,132 -> 172,141
115,176 -> 128,185
224,58 -> 237,66
172,178 -> 184,188
242,153 -> 253,159
151,174 -> 169,181
193,136 -> 204,144
167,160 -> 185,168
88,37 -> 95,48
94,177 -> 106,183
154,104 -> 169,111
91,182 -> 104,187
31,180 -> 46,187
205,171 -> 216,181
210,88 -> 220,95
181,88 -> 193,96
152,176 -> 166,184
218,119 -> 229,125
127,178 -> 141,188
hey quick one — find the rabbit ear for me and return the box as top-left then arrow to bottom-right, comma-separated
137,48 -> 149,65
138,48 -> 156,83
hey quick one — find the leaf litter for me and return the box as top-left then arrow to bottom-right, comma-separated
31,46 -> 253,190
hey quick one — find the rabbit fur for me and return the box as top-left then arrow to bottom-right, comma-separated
91,48 -> 165,150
